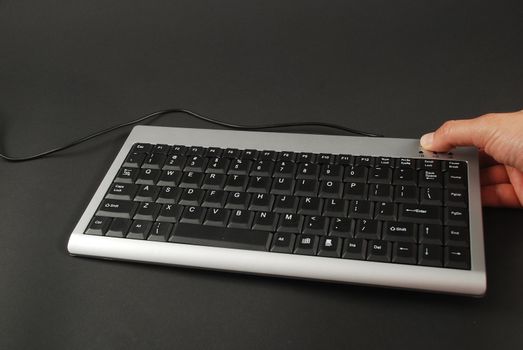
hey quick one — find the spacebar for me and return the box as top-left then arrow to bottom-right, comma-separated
171,223 -> 272,251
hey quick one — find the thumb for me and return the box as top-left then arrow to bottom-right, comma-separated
420,118 -> 489,152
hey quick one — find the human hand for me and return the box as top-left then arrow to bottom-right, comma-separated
420,110 -> 523,207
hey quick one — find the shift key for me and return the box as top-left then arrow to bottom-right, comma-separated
399,204 -> 442,224
97,199 -> 138,218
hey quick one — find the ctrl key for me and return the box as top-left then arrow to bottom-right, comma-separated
85,216 -> 111,235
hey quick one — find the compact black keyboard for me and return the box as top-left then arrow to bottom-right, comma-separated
68,126 -> 486,295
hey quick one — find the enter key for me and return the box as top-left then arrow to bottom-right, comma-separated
399,204 -> 442,225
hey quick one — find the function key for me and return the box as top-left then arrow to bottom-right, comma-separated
277,151 -> 296,162
241,149 -> 259,160
354,156 -> 374,167
169,145 -> 187,155
416,159 -> 442,171
376,157 -> 395,167
336,154 -> 353,166
396,158 -> 415,169
186,146 -> 205,156
131,143 -> 152,154
296,152 -> 315,163
317,153 -> 334,164
224,148 -> 241,158
205,147 -> 223,157
259,150 -> 277,161
152,144 -> 170,154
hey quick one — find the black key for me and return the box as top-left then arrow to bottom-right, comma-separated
374,201 -> 397,221
180,206 -> 206,224
296,162 -> 319,180
106,218 -> 132,238
186,146 -> 205,156
444,226 -> 470,247
204,208 -> 231,227
206,157 -> 229,174
134,184 -> 160,202
336,154 -> 353,166
303,216 -> 329,235
418,170 -> 443,188
179,171 -> 204,188
392,242 -> 417,265
444,160 -> 467,173
317,153 -> 334,164
271,177 -> 295,195
227,209 -> 254,229
343,166 -> 368,182
329,218 -> 354,238
277,151 -> 296,162
319,181 -> 343,198
184,156 -> 207,172
123,152 -> 146,168
157,204 -> 183,223
342,238 -> 367,260
368,184 -> 393,201
224,175 -> 248,191
273,195 -> 299,213
136,168 -> 160,185
252,211 -> 278,231
142,153 -> 166,169
224,148 -> 240,158
343,182 -> 368,200
323,198 -> 349,217
376,157 -> 395,167
368,167 -> 392,184
294,179 -> 318,196
259,150 -> 277,161
418,244 -> 443,267
157,186 -> 182,204
298,197 -> 323,215
201,173 -> 227,190
163,154 -> 186,171
127,220 -> 152,240
355,219 -> 382,240
393,168 -> 417,185
293,234 -> 319,255
399,204 -> 442,225
134,202 -> 160,221
169,145 -> 187,155
277,213 -> 304,233
249,193 -> 274,211
445,189 -> 468,207
97,199 -> 137,219
153,144 -> 170,154
270,232 -> 296,253
444,207 -> 468,226
85,216 -> 111,235
106,183 -> 138,201
179,188 -> 204,206
382,222 -> 416,242
354,156 -> 374,167
273,161 -> 296,178
320,164 -> 343,181
205,147 -> 223,158
296,152 -> 314,163
115,167 -> 139,183
170,223 -> 272,251
444,246 -> 470,269
367,240 -> 392,262
396,158 -> 415,169
148,222 -> 173,242
225,191 -> 251,210
444,171 -> 467,189
241,149 -> 258,160
318,236 -> 342,258
418,224 -> 443,245
420,187 -> 443,205
131,143 -> 152,154
250,160 -> 274,177
394,185 -> 418,204
416,159 -> 442,171
228,159 -> 252,175
157,170 -> 182,186
348,200 -> 374,219
202,190 -> 227,208
247,176 -> 272,193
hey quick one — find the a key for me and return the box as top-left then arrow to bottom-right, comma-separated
223,148 -> 241,158
249,193 -> 274,211
323,198 -> 349,217
85,216 -> 111,235
343,182 -> 368,200
418,244 -> 443,267
205,157 -> 229,174
318,181 -> 343,198
343,166 -> 368,182
240,149 -> 258,160
294,179 -> 318,196
355,219 -> 382,240
252,211 -> 279,231
156,186 -> 182,204
169,145 -> 187,155
277,213 -> 304,233
148,222 -> 173,242
227,209 -> 254,229
273,161 -> 296,178
368,184 -> 393,201
336,154 -> 353,166
201,173 -> 227,190
202,190 -> 227,208
157,170 -> 182,186
319,164 -> 343,181
186,147 -> 205,157
348,200 -> 374,219
179,171 -> 204,188
250,160 -> 274,176
420,187 -> 443,205
416,159 -> 442,171
444,171 -> 467,189
392,242 -> 417,265
277,151 -> 296,162
115,167 -> 139,183
127,220 -> 152,240
317,153 -> 334,164
293,234 -> 319,255
376,157 -> 395,167
247,176 -> 272,193
396,158 -> 415,169
368,167 -> 392,184
398,204 -> 442,225
142,153 -> 166,169
444,226 -> 470,247
393,168 -> 417,185
106,183 -> 138,201
134,202 -> 160,221
97,199 -> 137,219
303,216 -> 329,235
418,224 -> 443,245
444,189 -> 468,207
418,170 -> 443,188
162,155 -> 186,171
204,147 -> 223,158
296,163 -> 319,179
106,218 -> 132,238
157,204 -> 183,223
444,246 -> 470,269
298,197 -> 323,215
179,206 -> 206,224
394,185 -> 418,204
123,152 -> 146,168
134,184 -> 160,202
203,208 -> 230,227
329,218 -> 354,238
374,201 -> 397,221
225,191 -> 251,210
296,152 -> 314,163
178,188 -> 204,206
342,238 -> 367,260
131,143 -> 152,154
273,195 -> 299,213
382,221 -> 416,242
270,232 -> 296,253
318,236 -> 342,258
444,207 -> 468,226
367,240 -> 392,262
224,174 -> 248,191
354,156 -> 374,167
228,159 -> 252,175
184,156 -> 207,172
136,168 -> 160,185
259,150 -> 277,161
271,177 -> 295,195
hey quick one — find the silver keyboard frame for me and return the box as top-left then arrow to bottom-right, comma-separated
67,126 -> 486,296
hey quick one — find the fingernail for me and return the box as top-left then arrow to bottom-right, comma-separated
420,132 -> 434,148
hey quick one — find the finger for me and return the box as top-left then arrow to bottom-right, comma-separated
481,184 -> 521,207
506,166 -> 523,206
478,150 -> 499,168
420,117 -> 491,152
480,165 -> 510,186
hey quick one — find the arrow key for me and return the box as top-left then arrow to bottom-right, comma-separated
444,246 -> 470,269
392,242 -> 417,265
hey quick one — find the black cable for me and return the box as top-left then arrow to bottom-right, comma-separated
0,108 -> 383,162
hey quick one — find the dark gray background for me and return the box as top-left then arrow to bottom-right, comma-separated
1,0 -> 522,349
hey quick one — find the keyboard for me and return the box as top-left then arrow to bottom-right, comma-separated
67,126 -> 486,296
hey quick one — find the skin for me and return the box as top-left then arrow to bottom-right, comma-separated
420,110 -> 523,208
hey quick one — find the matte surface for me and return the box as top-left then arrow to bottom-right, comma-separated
1,0 -> 522,349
